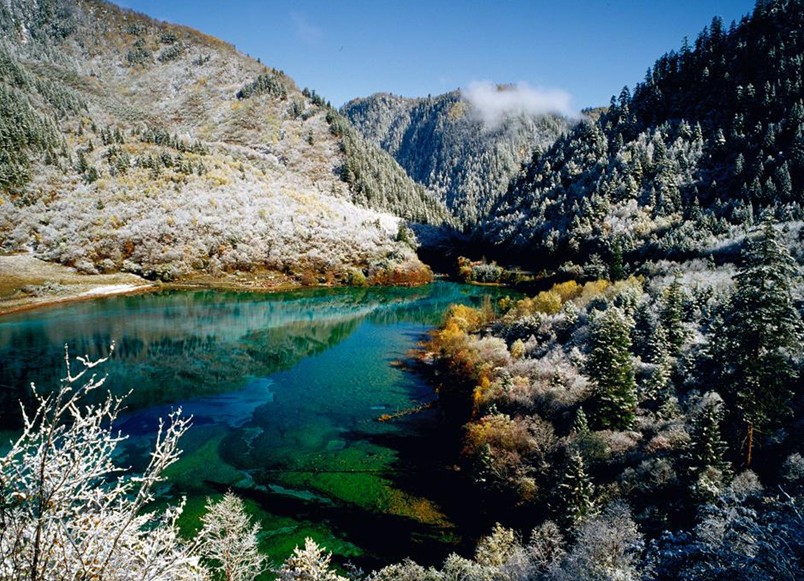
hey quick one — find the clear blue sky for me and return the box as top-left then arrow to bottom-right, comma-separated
114,0 -> 757,109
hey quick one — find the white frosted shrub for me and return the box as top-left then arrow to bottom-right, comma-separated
0,346 -> 205,580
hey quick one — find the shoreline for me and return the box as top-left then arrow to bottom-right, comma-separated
0,283 -> 157,317
0,255 -> 440,317
0,254 -> 158,317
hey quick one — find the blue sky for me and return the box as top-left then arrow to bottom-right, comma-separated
114,0 -> 757,109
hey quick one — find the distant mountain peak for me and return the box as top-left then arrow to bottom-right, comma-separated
343,88 -> 572,227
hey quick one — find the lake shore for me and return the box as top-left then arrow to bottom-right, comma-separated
0,255 -> 435,316
0,254 -> 314,316
0,254 -> 157,316
0,254 -> 440,316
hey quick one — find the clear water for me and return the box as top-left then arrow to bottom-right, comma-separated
0,282 -> 512,569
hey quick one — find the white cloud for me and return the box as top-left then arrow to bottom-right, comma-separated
291,12 -> 322,48
461,81 -> 578,126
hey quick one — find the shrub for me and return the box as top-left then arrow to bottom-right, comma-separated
0,346 -> 202,579
471,262 -> 503,283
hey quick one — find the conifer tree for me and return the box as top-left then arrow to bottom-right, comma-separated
643,323 -> 673,404
572,407 -> 590,436
609,238 -> 625,281
710,219 -> 802,466
686,392 -> 731,502
556,451 -> 597,528
585,306 -> 637,430
660,272 -> 687,357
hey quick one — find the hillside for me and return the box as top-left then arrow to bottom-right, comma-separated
342,90 -> 570,228
0,0 -> 446,285
482,0 -> 804,277
376,2 -> 804,579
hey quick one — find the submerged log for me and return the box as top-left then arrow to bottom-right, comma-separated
377,401 -> 434,422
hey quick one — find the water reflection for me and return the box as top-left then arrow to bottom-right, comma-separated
0,282 -> 514,567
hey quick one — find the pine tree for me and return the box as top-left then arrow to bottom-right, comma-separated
642,323 -> 673,404
609,238 -> 625,281
572,407 -> 590,436
660,272 -> 687,356
556,451 -> 597,527
585,306 -> 637,430
686,392 -> 731,502
710,219 -> 802,466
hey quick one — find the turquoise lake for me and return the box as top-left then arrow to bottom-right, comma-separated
0,282 -> 512,570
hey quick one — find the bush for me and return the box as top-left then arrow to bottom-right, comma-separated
0,346 -> 201,578
471,262 -> 503,283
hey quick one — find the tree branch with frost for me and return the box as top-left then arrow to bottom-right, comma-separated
275,538 -> 347,581
0,345 -> 206,581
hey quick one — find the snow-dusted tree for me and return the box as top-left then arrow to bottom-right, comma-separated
709,219 -> 802,466
660,272 -> 687,356
642,323 -> 673,404
0,345 -> 206,580
274,538 -> 346,581
555,451 -> 597,528
550,502 -> 642,581
199,493 -> 265,581
585,306 -> 637,430
685,392 -> 731,502
571,407 -> 590,436
366,558 -> 441,581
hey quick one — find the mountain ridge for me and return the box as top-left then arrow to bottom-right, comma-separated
342,89 -> 570,228
480,0 -> 804,277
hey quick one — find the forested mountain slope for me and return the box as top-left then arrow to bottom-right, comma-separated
482,0 -> 804,274
343,91 -> 569,228
0,0 -> 446,283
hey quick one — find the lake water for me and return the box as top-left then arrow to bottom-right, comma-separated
0,282 -> 512,570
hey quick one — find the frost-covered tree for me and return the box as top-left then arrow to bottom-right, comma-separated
710,219 -> 802,466
274,538 -> 346,581
550,502 -> 642,581
0,345 -> 205,580
642,323 -> 673,404
660,273 -> 687,357
199,493 -> 265,581
647,484 -> 804,580
685,392 -> 731,502
585,306 -> 637,430
555,451 -> 597,528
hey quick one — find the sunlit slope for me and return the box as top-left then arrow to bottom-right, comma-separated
0,0 -> 446,283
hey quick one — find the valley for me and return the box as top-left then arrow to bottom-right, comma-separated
1,0 -> 803,580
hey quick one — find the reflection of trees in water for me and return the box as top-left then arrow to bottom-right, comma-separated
241,318 -> 362,372
0,319 -> 364,427
0,288 -> 422,424
0,283 -> 515,426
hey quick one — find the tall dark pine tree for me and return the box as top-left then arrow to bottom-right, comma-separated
586,306 -> 637,430
711,219 -> 802,467
661,272 -> 687,357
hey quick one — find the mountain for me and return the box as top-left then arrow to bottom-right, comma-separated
0,0 -> 447,284
481,0 -> 804,275
379,3 -> 804,579
342,90 -> 570,228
